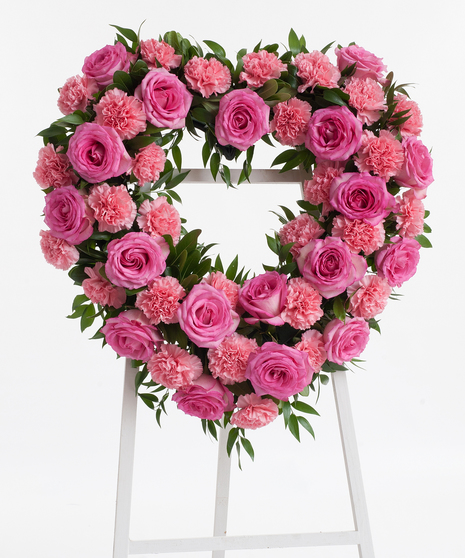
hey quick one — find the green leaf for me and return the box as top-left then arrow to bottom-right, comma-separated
135,369 -> 149,391
423,223 -> 432,234
55,113 -> 85,126
37,125 -> 69,138
266,234 -> 279,255
226,428 -> 239,456
171,145 -> 182,171
415,234 -> 432,248
282,400 -> 291,427
214,254 -> 224,273
210,152 -> 220,180
72,294 -> 89,310
204,40 -> 226,58
320,41 -> 335,55
257,79 -> 278,100
80,304 -> 96,332
319,374 -> 329,385
125,135 -> 158,150
289,413 -> 300,441
288,28 -> 301,56
240,436 -> 255,461
110,24 -> 138,43
202,141 -> 212,167
291,401 -> 319,416
195,257 -> 212,279
139,393 -> 155,410
333,296 -> 346,321
321,361 -> 347,372
279,150 -> 308,173
322,88 -> 348,106
175,229 -> 201,255
220,164 -> 232,187
225,255 -> 239,281
166,170 -> 189,189
271,149 -> 297,167
368,318 -> 381,334
297,415 -> 315,439
112,70 -> 133,93
207,420 -> 218,440
278,205 -> 296,221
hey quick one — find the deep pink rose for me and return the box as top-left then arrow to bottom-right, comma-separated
329,172 -> 396,226
100,309 -> 163,361
177,283 -> 240,348
245,342 -> 314,401
238,271 -> 287,326
172,374 -> 234,421
395,137 -> 433,198
323,317 -> 370,365
296,237 -> 367,299
335,45 -> 387,82
43,185 -> 94,245
82,42 -> 130,88
67,122 -> 132,184
375,237 -> 421,287
215,88 -> 270,151
135,68 -> 193,129
305,106 -> 362,161
105,232 -> 169,290
230,394 -> 279,430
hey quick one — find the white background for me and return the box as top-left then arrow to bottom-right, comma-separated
1,1 -> 464,557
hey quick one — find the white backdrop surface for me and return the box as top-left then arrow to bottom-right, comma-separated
1,1 -> 464,557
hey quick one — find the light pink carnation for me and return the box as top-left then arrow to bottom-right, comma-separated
395,189 -> 425,238
303,161 -> 343,215
294,329 -> 327,373
94,89 -> 146,140
208,333 -> 258,385
270,98 -> 312,146
282,277 -> 324,330
136,276 -> 186,324
230,394 -> 279,430
184,56 -> 231,98
140,39 -> 182,70
279,213 -> 324,258
294,51 -> 341,93
347,275 -> 392,320
147,343 -> 203,390
132,143 -> 167,185
82,262 -> 127,308
355,130 -> 404,179
33,143 -> 78,189
39,230 -> 79,270
332,215 -> 385,255
137,196 -> 181,244
391,94 -> 423,137
239,50 -> 287,88
57,75 -> 95,115
88,183 -> 136,233
203,271 -> 240,310
344,77 -> 386,125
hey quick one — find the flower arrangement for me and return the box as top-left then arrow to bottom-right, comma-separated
35,25 -> 433,464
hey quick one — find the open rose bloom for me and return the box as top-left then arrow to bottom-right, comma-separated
36,27 -> 433,454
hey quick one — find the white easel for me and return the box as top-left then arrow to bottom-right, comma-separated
113,168 -> 375,558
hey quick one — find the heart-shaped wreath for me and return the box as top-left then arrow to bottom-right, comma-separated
35,24 -> 433,463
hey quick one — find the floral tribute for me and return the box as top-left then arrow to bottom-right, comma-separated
35,25 -> 433,464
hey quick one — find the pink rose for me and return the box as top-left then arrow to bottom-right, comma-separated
82,262 -> 127,308
278,213 -> 324,258
215,88 -> 270,151
329,172 -> 396,226
296,237 -> 367,299
100,309 -> 163,361
391,94 -> 423,138
147,343 -> 203,390
177,283 -> 240,348
57,75 -> 96,115
94,89 -> 146,140
184,56 -> 231,98
202,271 -> 240,310
324,318 -> 370,365
281,277 -> 323,330
67,122 -> 132,184
137,196 -> 181,244
132,143 -> 167,185
82,42 -> 130,88
239,50 -> 287,88
238,271 -> 287,326
43,185 -> 94,245
294,329 -> 327,372
395,190 -> 425,238
395,137 -> 433,199
207,333 -> 258,385
347,275 -> 392,319
39,230 -> 79,270
135,69 -> 193,129
172,374 -> 234,421
294,51 -> 341,93
230,394 -> 279,430
270,98 -> 312,147
140,39 -> 182,70
355,130 -> 404,179
105,232 -> 169,290
375,237 -> 421,287
335,45 -> 387,82
246,342 -> 314,400
136,276 -> 185,325
332,215 -> 385,255
88,183 -> 136,233
344,77 -> 386,125
33,143 -> 78,189
305,106 -> 362,161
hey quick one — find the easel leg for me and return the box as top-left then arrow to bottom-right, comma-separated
212,424 -> 232,558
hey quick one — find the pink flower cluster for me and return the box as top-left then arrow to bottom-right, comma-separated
240,50 -> 287,88
184,56 -> 231,98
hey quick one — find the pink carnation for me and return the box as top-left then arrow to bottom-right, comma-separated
33,143 -> 78,189
147,343 -> 203,390
294,51 -> 341,93
208,333 -> 258,385
82,262 -> 127,308
136,276 -> 185,324
57,75 -> 96,115
391,94 -> 423,137
344,77 -> 386,125
303,161 -> 343,215
137,196 -> 181,244
183,56 -> 231,98
94,89 -> 146,140
132,143 -> 167,185
395,189 -> 425,238
270,98 -> 312,146
332,215 -> 385,255
140,39 -> 182,70
239,50 -> 287,88
279,213 -> 324,258
203,271 -> 240,310
282,277 -> 324,330
39,230 -> 79,270
347,275 -> 392,320
294,329 -> 327,373
88,183 -> 136,233
230,394 -> 279,430
355,130 -> 404,179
